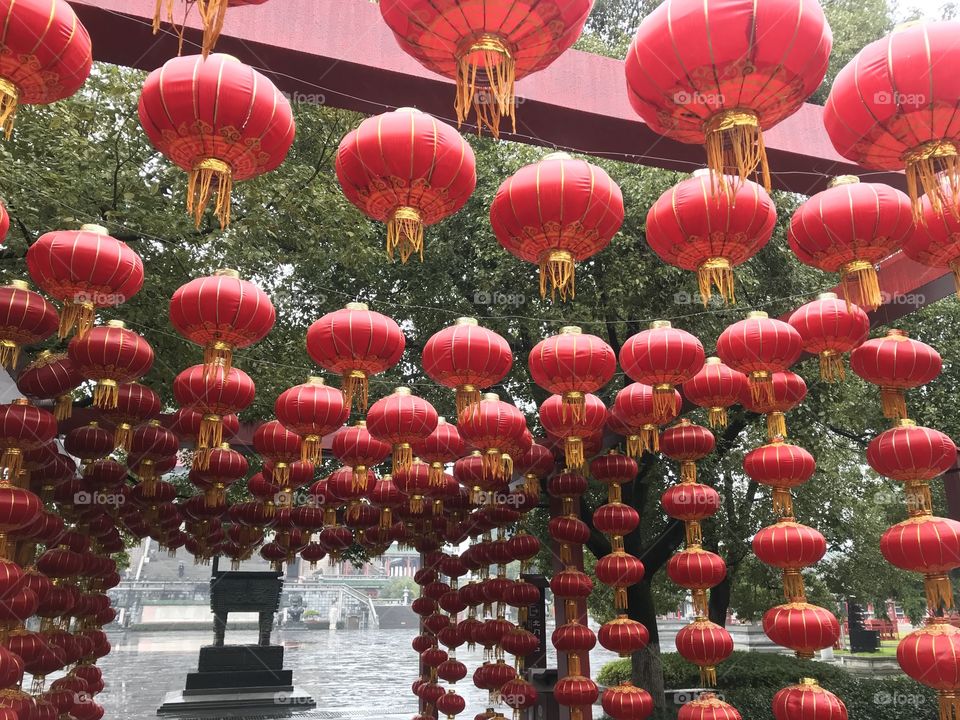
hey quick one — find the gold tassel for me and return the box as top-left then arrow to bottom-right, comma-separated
386,206 -> 424,263
680,462 -> 697,484
562,391 -> 585,423
749,373 -> 774,405
653,386 -> 678,418
187,158 -> 233,228
772,488 -> 794,518
692,589 -> 708,617
951,260 -> 960,299
343,370 -> 369,412
707,407 -> 728,429
195,0 -> 230,57
114,423 -> 133,452
54,394 -> 73,421
300,436 -> 321,464
205,486 -> 225,508
272,463 -> 290,486
456,385 -> 480,416
455,34 -> 516,137
501,453 -> 513,480
0,449 -> 21,479
783,569 -> 806,601
198,414 -> 223,451
937,690 -> 960,720
685,521 -> 702,546
93,379 -> 119,409
700,666 -> 718,688
841,260 -> 882,311
0,533 -> 8,562
0,341 -> 18,370
818,351 -> 846,382
203,342 -> 233,378
568,652 -> 582,676
0,78 -> 19,140
925,574 -> 955,611
59,300 -> 96,339
564,437 -> 584,470
560,543 -> 572,565
539,250 -> 575,301
562,497 -> 574,516
612,535 -> 625,553
614,586 -> 628,610
766,412 -> 787,441
410,495 -> 424,515
379,507 -> 391,529
704,109 -> 771,195
906,481 -> 933,516
905,140 -> 960,221
697,258 -> 735,305
880,387 -> 908,420
524,474 -> 540,498
608,483 -> 622,504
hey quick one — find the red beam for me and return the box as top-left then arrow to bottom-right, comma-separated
71,0 -> 906,196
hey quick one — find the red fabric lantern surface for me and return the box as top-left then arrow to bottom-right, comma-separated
306,303 -> 405,412
367,387 -> 438,473
102,382 -> 161,451
0,280 -> 58,369
529,326 -> 616,418
379,0 -> 591,135
0,399 -> 56,480
68,320 -> 153,409
661,483 -> 720,523
169,269 -> 275,375
152,0 -> 269,57
753,520 -> 826,599
253,420 -> 303,490
190,443 -> 247,505
457,393 -> 526,482
611,383 -> 680,456
16,351 -> 81,420
867,419 -> 957,484
275,377 -> 348,463
788,293 -> 869,382
26,224 -> 143,339
422,317 -> 511,414
516,441 -> 555,494
771,678 -> 849,720
173,364 -> 255,457
0,0 -> 92,138
625,0 -> 830,193
554,674 -> 599,720
880,515 -> 960,611
412,418 -> 465,487
169,408 -> 240,445
897,621 -> 960,719
682,357 -> 747,429
904,179 -> 960,295
739,371 -> 807,440
716,311 -> 802,404
602,683 -> 653,720
598,616 -> 648,657
646,171 -> 776,304
667,548 -> 726,591
332,421 -> 391,490
762,602 -> 840,659
742,438 -> 815,517
128,421 -> 178,489
675,619 -> 734,686
595,551 -> 645,607
787,177 -> 913,310
824,21 -> 960,217
677,693 -> 741,720
336,107 -> 475,263
661,419 -> 715,484
539,393 -> 606,470
490,152 -> 624,301
850,329 -> 942,420
138,53 -> 295,228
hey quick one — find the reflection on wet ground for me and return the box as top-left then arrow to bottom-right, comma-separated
98,628 -> 620,719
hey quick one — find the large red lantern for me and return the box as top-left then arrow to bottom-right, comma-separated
413,418 -> 465,487
625,0 -> 830,193
379,0 -> 591,135
169,269 -> 275,375
336,108 -> 475,263
422,317 -> 512,414
275,377 -> 348,463
103,382 -> 161,451
753,520 -> 826,600
0,400 -> 56,480
850,329 -> 942,420
26,224 -> 144,338
529,326 -> 616,419
306,303 -> 405,411
458,393 -> 526,482
332,421 -> 391,490
367,387 -> 438,473
716,311 -> 802,403
904,179 -> 960,295
772,680 -> 848,720
16,351 -> 81,420
173,364 -> 255,457
490,153 -> 624,300
138,53 -> 295,228
897,621 -> 960,720
788,293 -> 869,382
787,177 -> 913,310
646,172 -> 776,304
675,619 -> 733,686
0,280 -> 58,369
762,602 -> 840,658
0,0 -> 92,138
742,438 -> 816,517
68,320 -> 154,409
880,515 -> 960,612
661,419 -> 715,484
824,21 -> 960,217
540,393 -> 606,470
682,357 -> 747,429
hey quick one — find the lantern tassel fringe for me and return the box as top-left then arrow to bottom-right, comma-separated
700,666 -> 718,688
456,386 -> 481,417
766,412 -> 787,440
938,691 -> 960,720
540,250 -> 575,302
772,488 -> 794,518
58,300 -> 96,340
841,260 -> 882,311
880,387 -> 908,420
704,109 -> 771,195
202,343 -> 232,379
925,574 -> 955,612
301,436 -> 321,464
187,159 -> 233,229
342,371 -> 369,412
386,207 -> 424,264
697,258 -> 735,305
679,461 -> 697,484
54,394 -> 73,421
455,37 -> 516,137
0,79 -> 18,140
0,342 -> 20,370
819,351 -> 846,382
707,407 -> 728,429
905,141 -> 960,221
564,437 -> 585,470
93,380 -> 119,409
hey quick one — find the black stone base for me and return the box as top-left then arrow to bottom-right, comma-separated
185,670 -> 293,691
158,687 -> 316,717
186,645 -> 290,691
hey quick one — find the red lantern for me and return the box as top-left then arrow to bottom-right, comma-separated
173,364 -> 255,457
458,393 -> 526,481
26,224 -> 144,338
677,693 -> 741,720
0,280 -> 58,368
529,326 -> 616,419
332,421 -> 390,492
763,602 -> 840,658
336,107 -> 475,262
661,484 -> 719,523
436,690 -> 466,719
0,0 -> 92,138
275,377 -> 348,463
554,674 -> 599,720
367,387 -> 438,473
490,153 -> 624,300
602,683 -> 653,720
787,177 -> 913,309
379,0 -> 591,135
0,399 -> 56,480
625,0 -> 830,193
306,303 -> 405,411
501,678 -> 538,713
15,351 -> 81,421
598,616 -> 648,657
717,312 -> 802,404
129,421 -> 178,492
742,438 -> 816,517
661,419 -> 715,484
772,678 -> 847,720
191,444 -> 247,505
646,172 -> 776,304
824,21 -> 960,217
753,520 -> 826,599
68,320 -> 154,408
897,620 -> 960,720
850,329 -> 942,419
612,383 -> 679,456
739,371 -> 807,440
595,551 -> 645,608
667,548 -> 726,592
413,418 -> 465,487
904,179 -> 960,294
682,357 -> 747,429
253,420 -> 303,490
540,393 -> 606,470
881,515 -> 960,611
138,53 -> 295,227
675,619 -> 733,686
789,292 -> 869,383
169,269 -> 275,375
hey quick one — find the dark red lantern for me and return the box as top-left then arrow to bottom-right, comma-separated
904,178 -> 960,295
677,693 -> 742,720
0,399 -> 56,480
661,419 -> 715,484
413,418 -> 465,487
0,280 -> 58,368
598,615 -> 648,657
275,377 -> 348,463
104,382 -> 161,450
717,312 -> 802,404
788,293 -> 869,382
367,387 -> 438,473
529,326 -> 616,419
602,683 -> 653,720
332,421 -> 391,489
682,357 -> 747,429
16,351 -> 81,420
68,320 -> 154,408
458,393 -> 526,482
850,329 -> 942,419
612,383 -> 680,456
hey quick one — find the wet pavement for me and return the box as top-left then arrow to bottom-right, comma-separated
95,628 -> 621,719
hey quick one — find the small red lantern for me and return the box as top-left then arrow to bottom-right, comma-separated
661,419 -> 715,484
742,438 -> 816,517
422,317 -> 512,414
0,280 -> 58,369
169,269 -> 275,376
677,693 -> 742,720
788,293 -> 869,382
598,616 -> 648,657
753,520 -> 827,600
763,602 -> 840,659
867,419 -> 957,513
306,303 -> 405,411
717,311 -> 802,404
253,420 -> 303,490
490,153 -> 624,300
675,619 -> 733,686
772,678 -> 847,720
661,484 -> 720,524
646,172 -> 776,304
529,326 -> 616,419
612,383 -> 680,456
0,399 -> 56,480
336,108 -> 475,262
850,329 -> 942,419
413,418 -> 465,487
540,393 -> 606,470
275,377 -> 348,464
595,551 -> 645,608
897,620 -> 960,720
739,371 -> 807,440
458,393 -> 526,481
138,54 -> 295,227
68,320 -> 154,409
682,357 -> 747,429
904,178 -> 960,295
333,421 -> 390,492
602,683 -> 653,720
881,515 -> 960,612
367,387 -> 438,473
15,351 -> 81,421
173,364 -> 255,457
667,548 -> 726,593
554,674 -> 599,720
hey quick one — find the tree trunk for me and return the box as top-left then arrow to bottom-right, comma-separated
707,575 -> 730,627
627,579 -> 666,711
